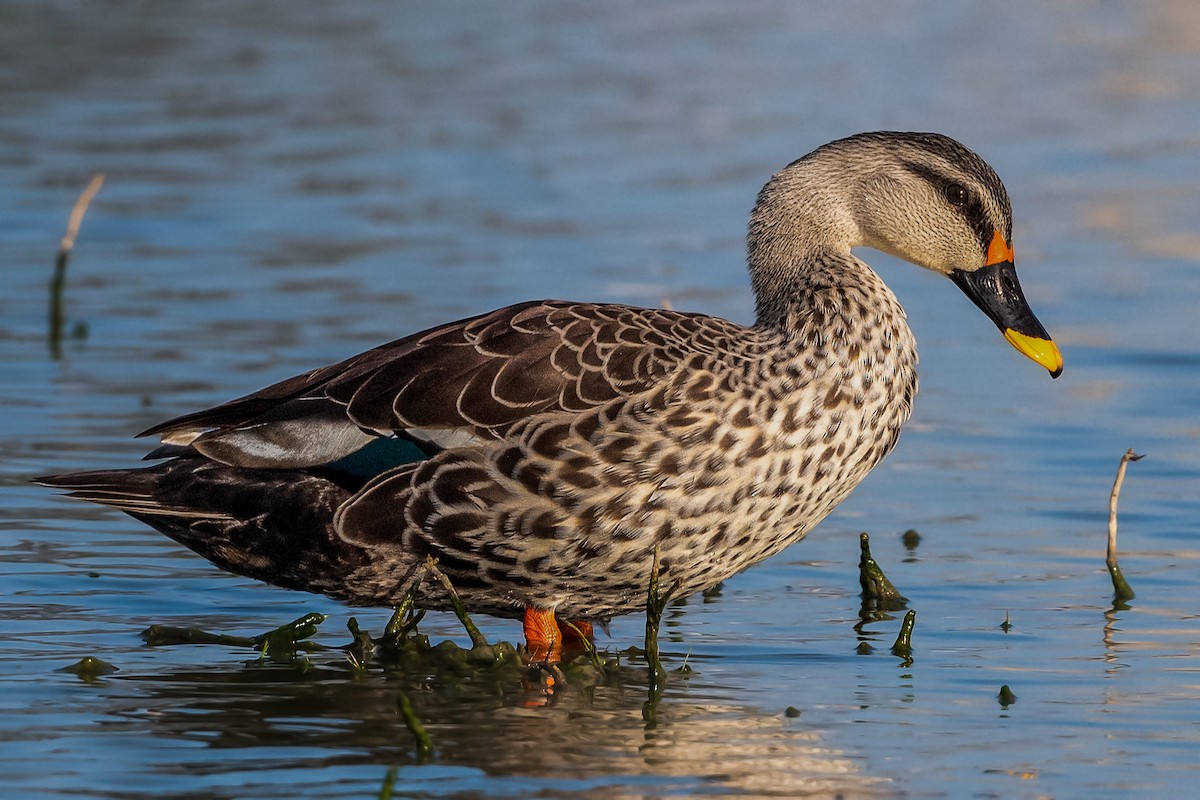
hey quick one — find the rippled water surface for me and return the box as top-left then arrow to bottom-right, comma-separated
3,2 -> 1199,798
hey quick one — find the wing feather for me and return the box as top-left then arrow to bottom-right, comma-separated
140,299 -> 754,468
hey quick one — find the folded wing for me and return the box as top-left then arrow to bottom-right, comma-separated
140,300 -> 745,469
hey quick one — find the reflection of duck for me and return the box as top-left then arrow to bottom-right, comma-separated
85,658 -> 885,799
42,132 -> 1061,662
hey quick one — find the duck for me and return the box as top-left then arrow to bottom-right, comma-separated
41,131 -> 1062,663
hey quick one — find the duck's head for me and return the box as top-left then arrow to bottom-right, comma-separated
752,131 -> 1062,378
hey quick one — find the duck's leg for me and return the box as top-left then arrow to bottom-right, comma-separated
522,606 -> 561,664
557,618 -> 594,656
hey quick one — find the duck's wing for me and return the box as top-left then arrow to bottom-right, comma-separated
141,300 -> 746,469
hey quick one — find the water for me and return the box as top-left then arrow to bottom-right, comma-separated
3,2 -> 1199,797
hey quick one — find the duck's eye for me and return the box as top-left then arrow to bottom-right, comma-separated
944,183 -> 969,207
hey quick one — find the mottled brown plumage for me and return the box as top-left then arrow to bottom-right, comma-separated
41,132 -> 1061,638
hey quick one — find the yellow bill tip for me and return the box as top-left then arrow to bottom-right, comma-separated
1004,329 -> 1063,378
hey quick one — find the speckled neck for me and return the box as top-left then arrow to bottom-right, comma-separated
745,151 -> 871,334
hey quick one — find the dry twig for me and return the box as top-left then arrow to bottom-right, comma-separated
1107,448 -> 1144,601
59,174 -> 105,255
50,173 -> 104,357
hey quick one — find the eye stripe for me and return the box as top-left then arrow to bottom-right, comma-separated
902,161 -> 994,253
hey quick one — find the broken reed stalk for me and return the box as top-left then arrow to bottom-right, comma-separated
645,547 -> 668,691
395,692 -> 432,762
858,532 -> 907,611
890,609 -> 916,659
382,566 -> 428,645
60,174 -> 105,254
377,767 -> 398,800
252,612 -> 327,655
50,174 -> 104,358
142,624 -> 257,648
1107,448 -> 1143,601
424,556 -> 490,649
562,619 -> 605,668
140,612 -> 327,653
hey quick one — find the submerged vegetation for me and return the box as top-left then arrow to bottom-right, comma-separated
57,656 -> 118,681
645,547 -> 669,692
113,532 -> 927,774
143,612 -> 328,658
858,531 -> 908,613
74,530 -> 932,788
890,609 -> 916,665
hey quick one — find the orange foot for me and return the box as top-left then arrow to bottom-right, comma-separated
523,606 -> 562,664
558,618 -> 594,657
522,607 -> 596,664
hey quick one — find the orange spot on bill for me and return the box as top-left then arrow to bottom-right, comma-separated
986,230 -> 1014,265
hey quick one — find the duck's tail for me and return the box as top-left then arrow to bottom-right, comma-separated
38,458 -> 373,603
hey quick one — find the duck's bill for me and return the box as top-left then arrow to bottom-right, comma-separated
949,261 -> 1063,378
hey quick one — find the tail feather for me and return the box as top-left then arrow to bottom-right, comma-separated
39,459 -> 374,603
40,469 -> 233,519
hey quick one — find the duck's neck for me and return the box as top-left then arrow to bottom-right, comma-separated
750,249 -> 873,332
746,162 -> 878,333
744,179 -> 914,386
